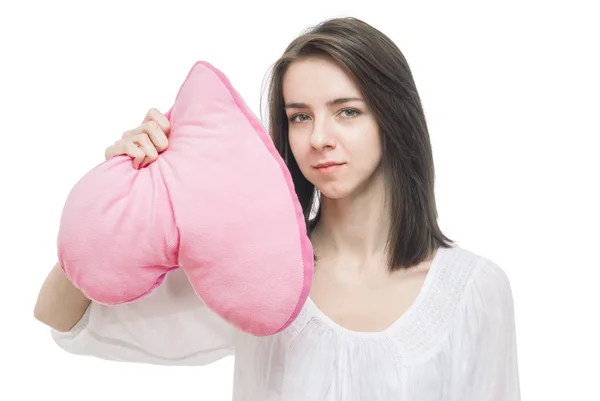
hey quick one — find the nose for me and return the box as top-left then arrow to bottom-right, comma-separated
309,117 -> 336,150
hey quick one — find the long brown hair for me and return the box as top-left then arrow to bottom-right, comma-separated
264,17 -> 455,270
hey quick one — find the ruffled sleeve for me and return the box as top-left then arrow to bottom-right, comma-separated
446,258 -> 521,400
51,268 -> 236,366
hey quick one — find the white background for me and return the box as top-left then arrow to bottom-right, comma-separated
1,0 -> 598,400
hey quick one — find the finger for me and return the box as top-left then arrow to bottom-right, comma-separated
105,144 -> 116,160
122,142 -> 147,169
141,120 -> 169,152
105,140 -> 131,160
108,139 -> 146,169
132,133 -> 159,167
122,121 -> 169,152
143,108 -> 171,136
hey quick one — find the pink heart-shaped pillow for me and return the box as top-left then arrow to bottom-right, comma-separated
57,61 -> 314,336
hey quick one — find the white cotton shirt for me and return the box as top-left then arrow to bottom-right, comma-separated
51,244 -> 521,400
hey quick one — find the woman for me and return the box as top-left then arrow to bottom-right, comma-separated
35,17 -> 520,400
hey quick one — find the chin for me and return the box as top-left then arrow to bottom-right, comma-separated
315,181 -> 355,200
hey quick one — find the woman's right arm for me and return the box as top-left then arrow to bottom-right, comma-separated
34,109 -> 237,366
34,262 -> 91,333
36,265 -> 236,366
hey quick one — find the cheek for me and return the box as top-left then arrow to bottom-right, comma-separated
350,126 -> 382,162
366,122 -> 382,157
370,134 -> 383,160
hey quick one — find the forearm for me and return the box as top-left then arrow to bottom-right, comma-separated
43,268 -> 236,366
34,262 -> 91,332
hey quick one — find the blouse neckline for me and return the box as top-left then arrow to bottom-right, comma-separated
303,245 -> 447,339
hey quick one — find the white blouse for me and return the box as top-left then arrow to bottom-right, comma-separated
51,244 -> 521,400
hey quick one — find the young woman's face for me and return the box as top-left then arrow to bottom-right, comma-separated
283,57 -> 382,200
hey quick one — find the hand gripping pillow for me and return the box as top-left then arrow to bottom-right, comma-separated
57,61 -> 314,336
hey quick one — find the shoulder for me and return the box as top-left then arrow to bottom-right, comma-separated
439,245 -> 513,292
442,245 -> 516,317
433,245 -> 515,316
465,248 -> 514,299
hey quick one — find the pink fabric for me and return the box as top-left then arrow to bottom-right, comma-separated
57,61 -> 314,336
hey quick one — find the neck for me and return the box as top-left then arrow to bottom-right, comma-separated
312,170 -> 390,261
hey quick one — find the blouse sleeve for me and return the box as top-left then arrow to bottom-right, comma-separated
447,258 -> 521,400
51,268 -> 237,366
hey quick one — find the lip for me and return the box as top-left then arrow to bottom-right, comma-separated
312,161 -> 346,174
312,161 -> 345,169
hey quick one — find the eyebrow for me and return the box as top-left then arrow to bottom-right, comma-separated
284,97 -> 364,109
